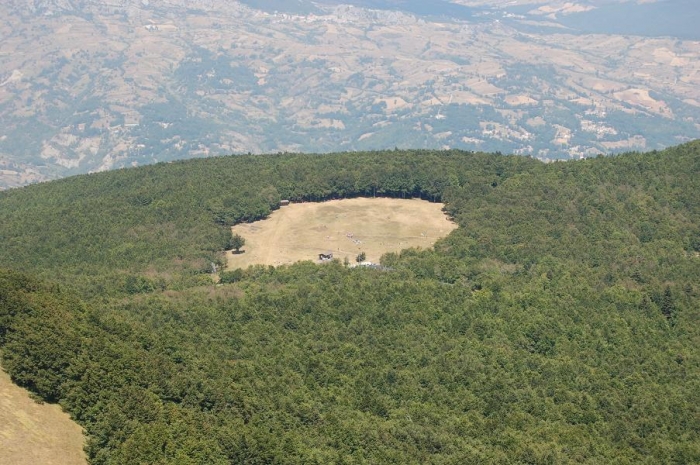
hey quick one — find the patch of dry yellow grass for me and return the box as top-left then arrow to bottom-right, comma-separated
228,198 -> 457,268
0,367 -> 86,465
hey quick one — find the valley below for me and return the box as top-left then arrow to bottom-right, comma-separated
1,0 -> 699,188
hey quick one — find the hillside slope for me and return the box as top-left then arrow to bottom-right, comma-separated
0,368 -> 86,465
0,149 -> 534,294
0,143 -> 699,463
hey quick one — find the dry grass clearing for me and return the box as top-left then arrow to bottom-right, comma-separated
228,198 -> 457,268
0,367 -> 86,465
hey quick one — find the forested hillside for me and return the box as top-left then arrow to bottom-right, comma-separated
0,150 -> 535,295
1,143 -> 699,463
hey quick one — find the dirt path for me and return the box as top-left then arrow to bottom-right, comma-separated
0,367 -> 86,465
228,197 -> 457,269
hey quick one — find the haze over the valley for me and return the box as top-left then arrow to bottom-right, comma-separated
1,0 -> 699,188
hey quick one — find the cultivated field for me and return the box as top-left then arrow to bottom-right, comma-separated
228,198 -> 457,268
0,367 -> 86,465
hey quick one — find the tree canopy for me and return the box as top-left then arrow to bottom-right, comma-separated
1,142 -> 699,463
228,234 -> 246,254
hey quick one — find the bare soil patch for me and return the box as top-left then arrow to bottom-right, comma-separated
228,198 -> 457,268
0,367 -> 86,465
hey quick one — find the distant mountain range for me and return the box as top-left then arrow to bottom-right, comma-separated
1,0 -> 699,188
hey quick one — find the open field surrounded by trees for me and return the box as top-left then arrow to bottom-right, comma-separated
0,143 -> 699,463
229,198 -> 457,268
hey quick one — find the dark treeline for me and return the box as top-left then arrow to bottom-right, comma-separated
1,142 -> 699,463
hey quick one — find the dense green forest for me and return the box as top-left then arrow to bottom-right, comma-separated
0,149 -> 534,295
1,143 -> 699,463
